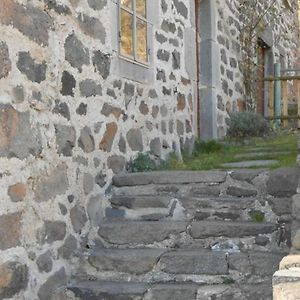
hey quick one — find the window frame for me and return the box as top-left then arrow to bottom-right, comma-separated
118,0 -> 150,67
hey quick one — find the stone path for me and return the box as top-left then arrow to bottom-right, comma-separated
221,160 -> 279,168
57,169 -> 295,300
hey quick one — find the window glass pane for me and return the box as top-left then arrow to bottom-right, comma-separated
136,18 -> 147,63
121,0 -> 132,9
120,9 -> 133,57
136,0 -> 146,17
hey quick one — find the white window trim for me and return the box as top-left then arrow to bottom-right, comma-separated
110,0 -> 158,83
118,0 -> 150,66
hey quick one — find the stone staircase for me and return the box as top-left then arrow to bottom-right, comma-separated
57,169 -> 294,300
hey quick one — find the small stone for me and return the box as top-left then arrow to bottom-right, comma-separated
61,71 -> 76,96
150,138 -> 161,157
80,79 -> 102,97
95,172 -> 106,188
8,183 -> 26,202
87,195 -> 103,223
157,49 -> 170,61
83,173 -> 94,195
152,106 -> 159,118
149,89 -> 158,98
177,93 -> 186,111
172,50 -> 181,69
92,50 -> 110,79
78,13 -> 106,43
127,128 -> 143,151
0,262 -> 28,299
0,212 -> 22,250
255,235 -> 270,246
38,268 -> 67,300
87,0 -> 107,10
139,101 -> 149,115
44,0 -> 71,14
12,85 -> 25,103
76,103 -> 87,115
70,205 -> 87,233
173,0 -> 188,18
101,103 -> 122,119
99,122 -> 118,152
78,127 -> 95,153
124,82 -> 135,97
65,33 -> 89,72
53,100 -> 70,120
0,41 -> 11,79
17,51 -> 46,83
38,221 -> 66,244
59,203 -> 68,216
58,235 -> 78,259
36,251 -> 52,273
68,195 -> 75,203
161,20 -> 176,33
107,155 -> 126,174
118,135 -> 126,153
55,125 -> 76,156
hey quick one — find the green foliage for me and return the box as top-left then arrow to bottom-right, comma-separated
193,139 -> 223,155
249,210 -> 265,223
226,112 -> 270,138
222,276 -> 235,285
129,152 -> 157,173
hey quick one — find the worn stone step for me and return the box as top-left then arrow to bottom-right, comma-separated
109,195 -> 173,209
56,281 -> 274,300
190,220 -> 276,239
57,281 -> 199,300
86,248 -> 284,278
106,195 -> 258,221
234,151 -> 291,159
221,160 -> 279,168
98,221 -> 188,245
98,220 -> 276,246
113,171 -> 227,187
87,248 -> 228,276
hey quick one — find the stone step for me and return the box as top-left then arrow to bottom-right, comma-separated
86,248 -> 284,277
56,281 -> 273,300
97,220 -> 276,246
221,160 -> 279,169
190,220 -> 276,239
58,281 -> 199,300
106,195 -> 258,221
234,151 -> 291,159
113,171 -> 227,187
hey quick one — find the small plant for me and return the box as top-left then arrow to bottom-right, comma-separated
222,276 -> 235,285
193,139 -> 223,156
249,210 -> 265,223
226,112 -> 270,138
129,152 -> 157,173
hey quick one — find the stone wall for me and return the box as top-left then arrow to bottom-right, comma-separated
212,0 -> 299,138
0,0 -> 196,298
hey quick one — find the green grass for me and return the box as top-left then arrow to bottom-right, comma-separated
166,131 -> 298,171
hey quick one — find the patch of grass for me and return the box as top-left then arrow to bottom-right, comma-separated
166,131 -> 298,171
129,152 -> 157,172
249,210 -> 265,223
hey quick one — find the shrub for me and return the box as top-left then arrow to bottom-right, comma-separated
226,112 -> 270,138
129,152 -> 157,172
193,139 -> 223,156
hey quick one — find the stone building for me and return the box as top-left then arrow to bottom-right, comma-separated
0,0 -> 299,299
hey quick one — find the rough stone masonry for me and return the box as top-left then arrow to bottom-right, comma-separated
0,0 -> 196,298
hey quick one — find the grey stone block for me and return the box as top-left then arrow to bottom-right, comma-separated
267,168 -> 299,197
98,221 -> 188,245
113,171 -> 227,187
160,250 -> 228,275
190,221 -> 275,238
88,249 -> 165,274
109,196 -> 171,209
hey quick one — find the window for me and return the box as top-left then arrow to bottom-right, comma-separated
119,0 -> 149,64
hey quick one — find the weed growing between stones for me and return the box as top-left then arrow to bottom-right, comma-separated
249,210 -> 265,223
